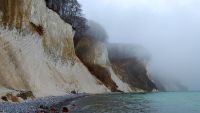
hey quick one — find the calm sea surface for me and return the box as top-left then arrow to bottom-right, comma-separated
70,92 -> 200,113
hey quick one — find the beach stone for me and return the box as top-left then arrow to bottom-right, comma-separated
72,104 -> 76,106
11,96 -> 19,102
62,107 -> 69,112
39,105 -> 48,110
71,90 -> 77,94
17,91 -> 34,100
37,111 -> 46,113
50,106 -> 56,112
1,96 -> 8,101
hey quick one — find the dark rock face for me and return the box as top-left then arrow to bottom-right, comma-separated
108,46 -> 157,92
75,37 -> 118,92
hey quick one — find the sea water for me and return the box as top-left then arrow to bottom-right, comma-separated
70,92 -> 200,113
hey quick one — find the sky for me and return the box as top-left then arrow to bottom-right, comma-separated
78,0 -> 200,90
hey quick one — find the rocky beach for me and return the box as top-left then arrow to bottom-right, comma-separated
0,94 -> 87,113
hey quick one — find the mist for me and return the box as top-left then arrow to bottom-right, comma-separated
78,0 -> 200,91
84,20 -> 108,42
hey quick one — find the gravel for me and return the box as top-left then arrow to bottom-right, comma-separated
0,94 -> 87,113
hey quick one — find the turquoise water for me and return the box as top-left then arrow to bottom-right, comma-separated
70,92 -> 200,113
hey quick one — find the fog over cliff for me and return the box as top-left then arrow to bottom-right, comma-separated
0,0 -> 158,101
79,0 -> 200,91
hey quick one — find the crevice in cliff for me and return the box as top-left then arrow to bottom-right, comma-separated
30,22 -> 44,36
82,63 -> 118,92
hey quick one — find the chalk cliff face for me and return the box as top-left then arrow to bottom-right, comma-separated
0,0 -> 109,100
75,37 -> 157,92
108,44 -> 157,92
0,0 -> 157,102
75,37 -> 131,92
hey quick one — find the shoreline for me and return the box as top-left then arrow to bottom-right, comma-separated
0,93 -> 88,113
0,92 -> 159,112
0,93 -> 136,112
1,91 -> 195,112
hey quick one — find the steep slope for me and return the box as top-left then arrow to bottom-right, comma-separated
108,44 -> 157,92
75,37 -> 131,92
0,0 -> 157,102
0,0 -> 109,100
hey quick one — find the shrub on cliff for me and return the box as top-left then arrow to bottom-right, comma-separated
45,0 -> 88,38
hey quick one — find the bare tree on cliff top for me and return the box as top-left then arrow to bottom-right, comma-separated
45,0 -> 88,37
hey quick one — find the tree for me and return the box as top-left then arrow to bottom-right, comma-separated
45,0 -> 87,38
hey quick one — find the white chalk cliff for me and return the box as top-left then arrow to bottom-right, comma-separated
0,0 -> 109,99
0,0 -> 157,102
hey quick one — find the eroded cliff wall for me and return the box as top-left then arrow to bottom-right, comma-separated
75,37 -> 132,92
0,0 -> 157,102
0,0 -> 109,100
108,44 -> 157,92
